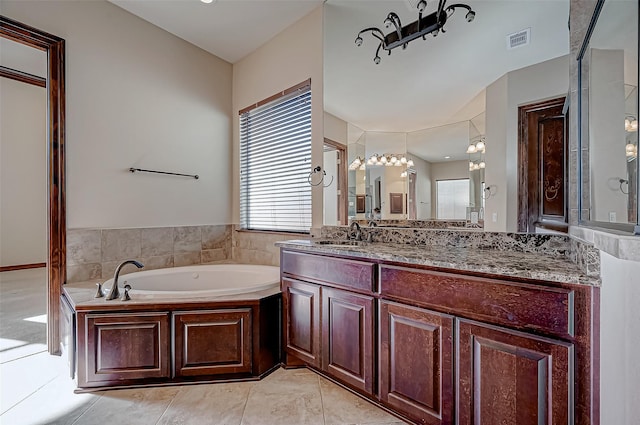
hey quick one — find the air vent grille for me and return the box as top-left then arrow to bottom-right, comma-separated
507,28 -> 530,50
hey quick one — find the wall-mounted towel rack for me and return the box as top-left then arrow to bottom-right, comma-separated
129,167 -> 199,180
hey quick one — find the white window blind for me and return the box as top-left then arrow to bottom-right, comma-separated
437,179 -> 469,219
239,85 -> 312,232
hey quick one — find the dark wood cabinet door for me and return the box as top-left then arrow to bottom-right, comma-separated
322,287 -> 374,394
173,308 -> 252,377
282,278 -> 321,367
456,319 -> 573,425
379,301 -> 454,425
80,312 -> 170,386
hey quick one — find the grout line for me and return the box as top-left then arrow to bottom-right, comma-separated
154,385 -> 181,425
69,392 -> 103,425
317,373 -> 327,425
238,379 -> 254,425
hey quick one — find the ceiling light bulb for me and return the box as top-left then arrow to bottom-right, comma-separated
401,171 -> 407,178
359,164 -> 366,170
201,0 -> 214,3
466,10 -> 476,22
374,56 -> 381,65
417,0 -> 427,12
469,161 -> 474,168
390,155 -> 398,163
384,18 -> 393,28
626,143 -> 635,153
479,162 -> 486,169
355,36 -> 363,47
400,157 -> 407,164
473,164 -> 480,170
475,141 -> 485,151
407,159 -> 414,167
370,154 -> 377,162
380,156 -> 388,163
395,161 -> 402,166
467,144 -> 477,153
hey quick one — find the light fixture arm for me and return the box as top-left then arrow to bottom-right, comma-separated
357,27 -> 386,44
384,12 -> 403,44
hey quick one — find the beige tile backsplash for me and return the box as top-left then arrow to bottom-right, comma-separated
66,225 -> 232,282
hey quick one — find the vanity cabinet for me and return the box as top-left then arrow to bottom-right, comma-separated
322,287 -> 375,394
379,300 -> 454,425
280,248 -> 598,425
282,278 -> 321,367
456,319 -> 573,425
281,250 -> 376,394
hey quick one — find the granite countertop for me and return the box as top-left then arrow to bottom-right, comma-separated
276,239 -> 601,286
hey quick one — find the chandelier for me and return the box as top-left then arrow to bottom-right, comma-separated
355,0 -> 476,64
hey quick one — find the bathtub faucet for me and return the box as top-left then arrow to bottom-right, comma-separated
106,260 -> 144,301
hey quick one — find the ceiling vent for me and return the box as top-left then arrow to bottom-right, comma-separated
507,28 -> 530,50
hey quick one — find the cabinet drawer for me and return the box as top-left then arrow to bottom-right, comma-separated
380,265 -> 575,339
281,250 -> 375,293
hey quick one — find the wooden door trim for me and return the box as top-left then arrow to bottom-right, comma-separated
0,65 -> 46,87
324,138 -> 347,225
517,96 -> 567,233
1,15 -> 66,355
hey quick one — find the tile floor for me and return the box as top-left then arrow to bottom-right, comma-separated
0,269 -> 408,425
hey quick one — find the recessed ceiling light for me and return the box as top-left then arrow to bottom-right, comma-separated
201,0 -> 214,3
444,156 -> 451,159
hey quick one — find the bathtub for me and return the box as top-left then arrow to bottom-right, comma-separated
102,264 -> 280,296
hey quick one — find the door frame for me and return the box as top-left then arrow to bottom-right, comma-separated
323,138 -> 347,224
1,16 -> 66,355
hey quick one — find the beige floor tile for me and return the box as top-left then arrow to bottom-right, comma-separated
319,378 -> 406,425
72,386 -> 180,425
157,381 -> 255,425
0,372 -> 101,425
241,369 -> 324,425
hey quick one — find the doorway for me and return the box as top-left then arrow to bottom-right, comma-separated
517,96 -> 568,233
0,16 -> 66,355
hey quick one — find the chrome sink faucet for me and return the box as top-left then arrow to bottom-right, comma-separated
105,260 -> 144,301
349,222 -> 362,241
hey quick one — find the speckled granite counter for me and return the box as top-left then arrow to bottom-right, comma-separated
276,239 -> 600,286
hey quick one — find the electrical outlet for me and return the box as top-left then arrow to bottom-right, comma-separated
492,212 -> 498,222
609,212 -> 617,222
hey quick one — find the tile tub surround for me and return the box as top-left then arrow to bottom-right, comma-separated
232,226 -> 305,266
276,239 -> 600,286
67,225 -> 231,283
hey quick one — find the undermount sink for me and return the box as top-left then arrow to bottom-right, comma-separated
315,240 -> 367,246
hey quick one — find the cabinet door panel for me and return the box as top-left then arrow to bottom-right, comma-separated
379,301 -> 454,425
173,309 -> 252,377
282,278 -> 321,367
457,319 -> 573,425
81,312 -> 170,385
322,287 -> 374,394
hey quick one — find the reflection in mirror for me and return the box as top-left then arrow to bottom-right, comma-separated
582,0 -> 638,227
324,0 -> 570,231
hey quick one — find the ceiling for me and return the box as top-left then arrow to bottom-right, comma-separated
110,0 -> 324,64
109,0 -> 570,162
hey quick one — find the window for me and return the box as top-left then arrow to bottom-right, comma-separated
239,81 -> 312,232
436,179 -> 469,219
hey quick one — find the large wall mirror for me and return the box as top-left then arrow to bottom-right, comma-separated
322,0 -> 571,232
579,0 -> 639,232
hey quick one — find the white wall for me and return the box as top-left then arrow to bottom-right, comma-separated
1,0 -> 233,229
485,55 -> 569,232
589,49 -> 627,222
324,111 -> 347,145
0,78 -> 47,267
411,155 -> 432,219
232,6 -> 324,229
600,252 -> 640,424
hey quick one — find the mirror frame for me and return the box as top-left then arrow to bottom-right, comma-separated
577,0 -> 640,234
